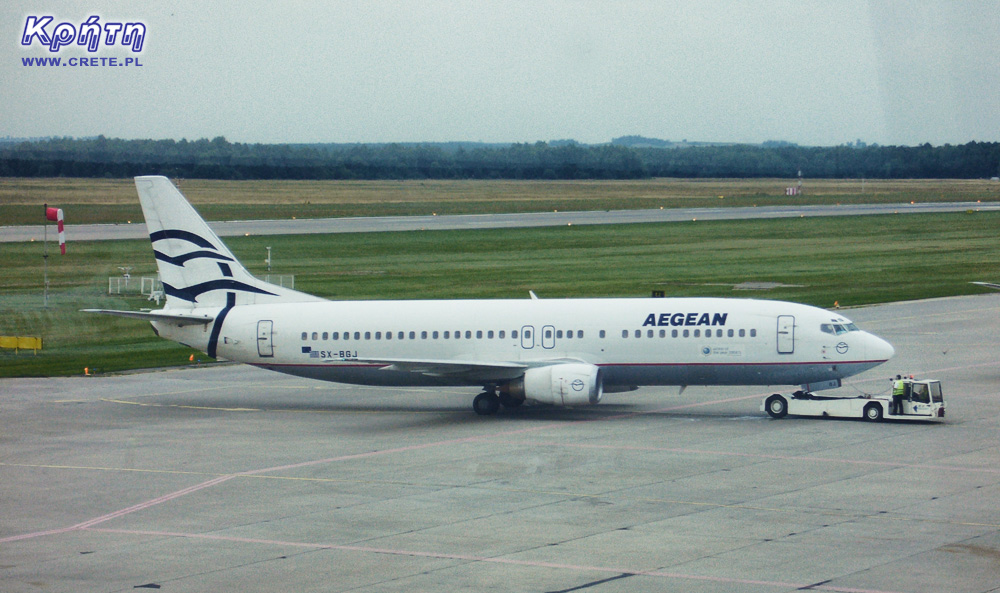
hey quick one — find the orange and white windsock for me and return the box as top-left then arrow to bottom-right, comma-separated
45,206 -> 65,254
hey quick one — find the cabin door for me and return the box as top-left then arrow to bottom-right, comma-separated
520,325 -> 535,349
776,315 -> 795,354
542,325 -> 555,349
257,320 -> 274,357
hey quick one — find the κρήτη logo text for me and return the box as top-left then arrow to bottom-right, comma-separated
21,15 -> 146,53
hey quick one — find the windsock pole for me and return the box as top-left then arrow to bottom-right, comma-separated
42,205 -> 65,307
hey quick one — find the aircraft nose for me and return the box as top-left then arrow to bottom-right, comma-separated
868,333 -> 895,362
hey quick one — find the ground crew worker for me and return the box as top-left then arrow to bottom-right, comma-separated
891,375 -> 906,415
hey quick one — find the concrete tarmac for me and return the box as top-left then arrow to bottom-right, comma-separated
2,294 -> 1000,593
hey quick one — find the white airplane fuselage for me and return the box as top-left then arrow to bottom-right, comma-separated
156,297 -> 892,389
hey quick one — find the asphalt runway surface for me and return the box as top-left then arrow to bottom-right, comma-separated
2,294 -> 1000,592
4,201 -> 1000,243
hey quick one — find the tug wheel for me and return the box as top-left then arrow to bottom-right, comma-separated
765,394 -> 788,419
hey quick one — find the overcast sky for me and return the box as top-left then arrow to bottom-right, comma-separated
4,1 -> 999,146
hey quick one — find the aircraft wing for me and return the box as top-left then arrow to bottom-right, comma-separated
971,282 -> 1000,290
353,357 -> 528,381
81,309 -> 215,326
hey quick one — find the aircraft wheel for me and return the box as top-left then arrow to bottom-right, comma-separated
473,392 -> 501,416
498,393 -> 524,408
864,403 -> 883,422
765,394 -> 788,419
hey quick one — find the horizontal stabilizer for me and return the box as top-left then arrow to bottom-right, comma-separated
81,308 -> 215,326
971,282 -> 1000,290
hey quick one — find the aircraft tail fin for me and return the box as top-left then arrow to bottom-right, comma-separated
135,175 -> 324,309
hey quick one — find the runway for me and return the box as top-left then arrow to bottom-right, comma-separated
3,200 -> 1000,243
2,294 -> 1000,592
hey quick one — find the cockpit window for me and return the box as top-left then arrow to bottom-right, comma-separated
845,323 -> 860,332
820,324 -> 835,335
821,323 -> 850,335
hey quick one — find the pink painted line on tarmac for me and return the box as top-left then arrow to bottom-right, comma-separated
84,526 -> 909,593
0,391 -> 771,545
0,419 -> 573,544
236,422 -> 569,477
72,475 -> 236,529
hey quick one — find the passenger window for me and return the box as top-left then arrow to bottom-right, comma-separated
365,332 -> 371,340
694,329 -> 701,338
672,329 -> 678,338
716,329 -> 723,337
659,329 -> 665,338
635,329 -> 641,338
579,331 -> 584,338
301,332 -> 307,340
477,331 -> 483,339
487,330 -> 494,339
739,329 -> 745,338
385,332 -> 392,340
322,332 -> 328,340
375,332 -> 382,340
622,330 -> 628,338
421,331 -> 427,339
432,331 -> 439,339
511,330 -> 516,339
466,330 -> 472,339
599,330 -> 606,338
444,331 -> 450,339
332,332 -> 339,340
409,331 -> 415,339
647,329 -> 654,338
354,332 -> 361,340
727,329 -> 733,338
750,329 -> 757,337
683,329 -> 689,338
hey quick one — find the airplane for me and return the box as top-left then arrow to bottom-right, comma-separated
84,176 -> 896,415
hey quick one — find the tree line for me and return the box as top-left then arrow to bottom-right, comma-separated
1,136 -> 998,180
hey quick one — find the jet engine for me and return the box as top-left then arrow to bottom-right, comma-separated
502,363 -> 603,406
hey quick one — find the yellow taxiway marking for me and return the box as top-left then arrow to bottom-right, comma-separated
101,398 -> 260,412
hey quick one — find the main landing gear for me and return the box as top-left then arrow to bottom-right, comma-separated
472,387 -> 524,416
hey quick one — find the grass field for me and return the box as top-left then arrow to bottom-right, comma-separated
3,177 -> 999,225
2,208 -> 999,378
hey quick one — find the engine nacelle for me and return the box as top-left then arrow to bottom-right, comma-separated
504,363 -> 603,406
